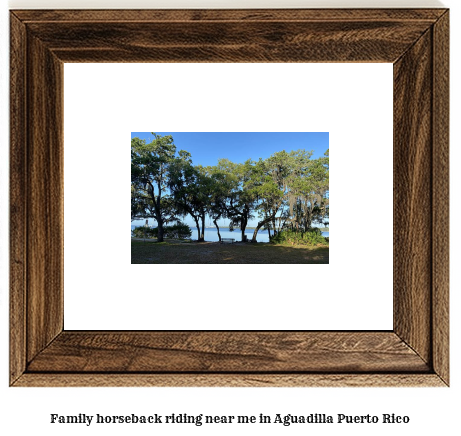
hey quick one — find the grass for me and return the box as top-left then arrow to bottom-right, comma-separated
131,239 -> 329,264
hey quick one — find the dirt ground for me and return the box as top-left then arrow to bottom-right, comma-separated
131,239 -> 329,264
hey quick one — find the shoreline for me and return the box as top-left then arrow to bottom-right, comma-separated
132,226 -> 329,231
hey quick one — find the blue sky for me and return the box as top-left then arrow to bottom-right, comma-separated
131,132 -> 329,228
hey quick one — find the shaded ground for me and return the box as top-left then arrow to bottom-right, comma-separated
131,239 -> 329,264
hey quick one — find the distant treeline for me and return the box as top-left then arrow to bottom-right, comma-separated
132,133 -> 329,243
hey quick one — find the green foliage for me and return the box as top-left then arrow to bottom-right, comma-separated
132,223 -> 192,240
167,161 -> 214,241
132,133 -> 329,243
214,158 -> 256,238
270,228 -> 329,246
167,223 -> 192,239
132,226 -> 157,239
131,134 -> 189,241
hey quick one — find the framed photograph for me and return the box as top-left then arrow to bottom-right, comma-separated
10,9 -> 449,387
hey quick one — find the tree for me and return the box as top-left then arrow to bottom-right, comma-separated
248,150 -> 310,241
249,151 -> 292,242
217,159 -> 256,242
287,149 -> 329,232
131,134 -> 179,242
206,166 -> 232,242
131,183 -> 146,221
168,154 -> 213,242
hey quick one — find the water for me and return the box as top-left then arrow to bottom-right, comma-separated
132,225 -> 328,243
191,227 -> 270,242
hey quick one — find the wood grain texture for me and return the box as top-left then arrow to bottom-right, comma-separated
27,332 -> 429,373
13,373 -> 446,388
432,11 -> 449,385
9,13 -> 27,386
26,34 -> 64,361
393,29 -> 433,365
12,9 -> 447,23
26,20 -> 432,63
9,9 -> 449,387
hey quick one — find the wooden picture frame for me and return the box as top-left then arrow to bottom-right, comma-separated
10,9 -> 449,387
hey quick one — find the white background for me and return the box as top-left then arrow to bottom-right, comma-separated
0,1 -> 458,436
63,63 -> 392,330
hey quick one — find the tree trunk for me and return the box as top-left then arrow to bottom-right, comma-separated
241,211 -> 249,242
155,180 -> 163,242
200,215 -> 206,241
194,217 -> 200,241
304,215 -> 312,232
213,219 -> 222,242
241,218 -> 248,242
157,218 -> 164,242
252,217 -> 272,242
251,225 -> 260,242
